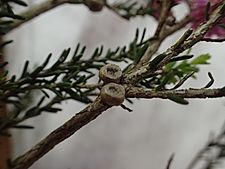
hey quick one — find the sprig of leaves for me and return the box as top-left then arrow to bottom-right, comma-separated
0,0 -> 27,34
0,29 -> 151,132
0,0 -> 26,19
141,53 -> 211,89
0,26 -> 213,131
109,0 -> 152,20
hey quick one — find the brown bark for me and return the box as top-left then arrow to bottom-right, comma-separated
11,97 -> 109,169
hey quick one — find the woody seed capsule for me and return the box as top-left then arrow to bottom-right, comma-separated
100,83 -> 125,106
99,63 -> 122,83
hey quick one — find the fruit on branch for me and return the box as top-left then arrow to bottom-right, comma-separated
99,63 -> 122,83
85,0 -> 105,12
100,83 -> 125,106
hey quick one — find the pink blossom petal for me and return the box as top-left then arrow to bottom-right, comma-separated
189,0 -> 225,37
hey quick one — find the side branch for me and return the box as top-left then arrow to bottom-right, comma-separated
9,87 -> 225,169
124,1 -> 225,83
11,97 -> 110,169
126,86 -> 225,99
6,0 -> 84,33
130,1 -> 178,73
122,15 -> 190,84
5,0 -> 150,34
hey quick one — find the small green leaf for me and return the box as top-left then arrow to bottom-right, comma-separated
205,2 -> 211,20
25,107 -> 41,118
10,0 -> 28,6
12,125 -> 34,129
140,28 -> 146,43
72,46 -> 86,62
30,54 -> 51,76
204,72 -> 214,88
180,66 -> 199,73
168,94 -> 189,105
165,62 -> 176,71
0,62 -> 8,69
20,60 -> 29,78
170,55 -> 194,62
149,53 -> 166,67
9,75 -> 16,82
158,71 -> 175,89
134,43 -> 148,63
191,54 -> 211,65
218,23 -> 225,30
42,107 -> 62,113
0,40 -> 13,48
51,48 -> 70,69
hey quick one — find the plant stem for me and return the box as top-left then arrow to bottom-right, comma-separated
11,97 -> 109,169
125,86 -> 225,99
6,0 -> 84,33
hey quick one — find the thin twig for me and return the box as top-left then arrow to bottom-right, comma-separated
186,123 -> 225,169
154,0 -> 173,38
171,71 -> 195,90
76,83 -> 103,89
166,154 -> 175,169
6,0 -> 153,34
125,86 -> 225,99
131,1 -> 173,72
6,0 -> 84,33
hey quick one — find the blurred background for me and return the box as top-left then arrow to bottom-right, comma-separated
4,0 -> 225,169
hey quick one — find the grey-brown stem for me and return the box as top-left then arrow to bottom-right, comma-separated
7,0 -> 84,33
126,86 -> 225,99
11,97 -> 109,169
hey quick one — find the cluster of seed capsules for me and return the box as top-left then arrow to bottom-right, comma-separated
99,64 -> 125,106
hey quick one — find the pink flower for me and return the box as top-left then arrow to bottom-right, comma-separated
189,0 -> 225,37
149,0 -> 225,37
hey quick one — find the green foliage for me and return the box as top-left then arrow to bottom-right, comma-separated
162,53 -> 210,84
0,0 -> 26,34
110,0 -> 152,19
0,29 -> 152,132
141,53 -> 211,89
190,53 -> 211,65
121,28 -> 150,63
0,20 -> 13,34
0,0 -> 26,18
